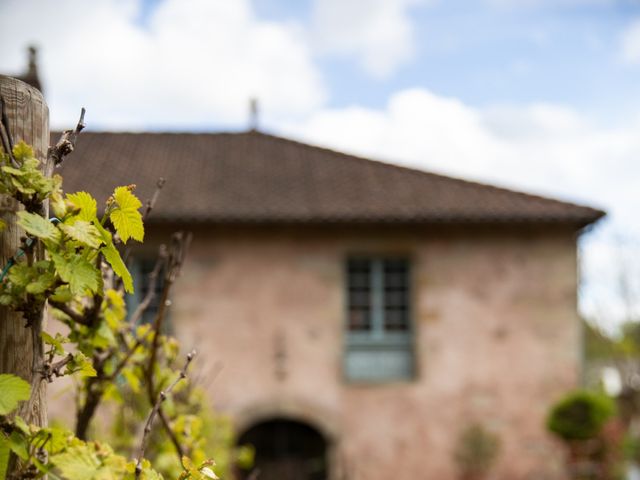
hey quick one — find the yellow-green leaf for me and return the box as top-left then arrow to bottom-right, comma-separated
101,244 -> 133,293
67,191 -> 97,222
17,211 -> 60,242
0,374 -> 31,415
51,445 -> 100,480
8,431 -> 28,460
110,186 -> 144,243
67,353 -> 97,378
0,436 -> 9,480
60,220 -> 103,248
52,253 -> 100,296
12,141 -> 34,162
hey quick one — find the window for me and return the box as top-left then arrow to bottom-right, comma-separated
128,258 -> 171,331
344,257 -> 414,382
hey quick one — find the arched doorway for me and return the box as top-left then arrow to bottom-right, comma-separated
238,418 -> 328,480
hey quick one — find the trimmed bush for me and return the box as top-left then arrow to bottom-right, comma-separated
547,390 -> 616,441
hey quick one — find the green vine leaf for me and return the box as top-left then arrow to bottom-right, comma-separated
26,271 -> 55,294
8,431 -> 29,461
42,332 -> 69,356
60,220 -> 103,249
66,192 -> 97,222
12,141 -> 34,162
51,445 -> 101,480
0,436 -> 9,480
17,211 -> 60,242
109,186 -> 144,244
101,244 -> 133,293
52,253 -> 100,296
0,374 -> 31,415
67,353 -> 97,378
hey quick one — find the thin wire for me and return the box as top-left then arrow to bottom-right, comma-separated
0,218 -> 60,282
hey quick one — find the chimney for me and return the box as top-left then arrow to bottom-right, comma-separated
249,97 -> 259,131
19,45 -> 43,93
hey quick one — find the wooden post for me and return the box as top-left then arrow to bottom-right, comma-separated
0,75 -> 49,428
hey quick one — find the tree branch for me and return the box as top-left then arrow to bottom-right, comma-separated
128,249 -> 166,326
47,107 -> 85,166
143,178 -> 166,223
49,301 -> 90,326
135,350 -> 196,478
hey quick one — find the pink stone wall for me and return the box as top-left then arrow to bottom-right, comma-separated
162,225 -> 580,480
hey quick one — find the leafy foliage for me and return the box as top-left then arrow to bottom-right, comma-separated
547,390 -> 616,441
0,141 -> 240,479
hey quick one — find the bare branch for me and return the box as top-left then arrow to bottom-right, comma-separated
135,350 -> 196,478
106,329 -> 153,382
143,177 -> 166,222
128,247 -> 166,326
47,107 -> 85,166
49,301 -> 91,326
39,353 -> 74,383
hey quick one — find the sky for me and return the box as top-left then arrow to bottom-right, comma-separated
1,0 -> 640,332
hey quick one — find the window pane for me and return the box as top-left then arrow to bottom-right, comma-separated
347,259 -> 372,331
384,290 -> 407,308
384,308 -> 409,331
349,308 -> 371,330
383,259 -> 409,331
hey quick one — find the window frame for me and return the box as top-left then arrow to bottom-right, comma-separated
343,255 -> 416,383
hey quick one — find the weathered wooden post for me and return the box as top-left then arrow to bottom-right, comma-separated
0,75 -> 49,428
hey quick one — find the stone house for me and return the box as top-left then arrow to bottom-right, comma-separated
58,130 -> 604,480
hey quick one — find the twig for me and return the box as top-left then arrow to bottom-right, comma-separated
47,107 -> 85,166
142,233 -> 193,458
143,178 -> 166,222
146,232 -> 191,387
128,248 -> 166,325
106,329 -> 153,382
41,353 -> 74,382
48,301 -> 91,326
135,350 -> 196,478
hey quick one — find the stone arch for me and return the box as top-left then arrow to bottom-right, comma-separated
234,399 -> 341,480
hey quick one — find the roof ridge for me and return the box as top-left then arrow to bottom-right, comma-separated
246,130 -> 605,217
56,129 -> 605,227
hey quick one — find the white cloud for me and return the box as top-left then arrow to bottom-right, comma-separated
310,0 -> 428,78
619,18 -> 640,65
278,88 -> 640,331
0,0 -> 326,129
281,88 -> 636,210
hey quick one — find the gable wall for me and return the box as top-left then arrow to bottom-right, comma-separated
146,224 -> 580,480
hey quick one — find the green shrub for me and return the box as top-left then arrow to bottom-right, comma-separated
547,390 -> 616,441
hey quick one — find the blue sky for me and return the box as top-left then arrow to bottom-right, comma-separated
257,0 -> 640,115
1,0 -> 640,331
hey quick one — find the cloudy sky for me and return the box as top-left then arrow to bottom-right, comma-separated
1,0 -> 639,331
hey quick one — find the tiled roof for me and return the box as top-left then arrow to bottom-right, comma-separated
57,130 -> 604,227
